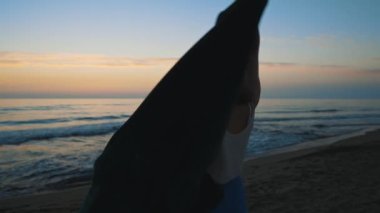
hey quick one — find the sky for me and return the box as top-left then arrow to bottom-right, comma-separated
0,0 -> 379,99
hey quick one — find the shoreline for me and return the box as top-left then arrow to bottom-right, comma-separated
0,127 -> 379,212
244,126 -> 379,163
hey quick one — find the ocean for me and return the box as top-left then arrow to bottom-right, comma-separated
0,98 -> 379,198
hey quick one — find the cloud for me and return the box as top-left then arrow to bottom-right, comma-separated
258,60 -> 380,92
0,51 -> 177,69
2,51 -> 377,76
260,61 -> 380,74
305,34 -> 337,48
364,68 -> 380,73
1,51 -> 378,98
260,62 -> 296,67
260,62 -> 350,70
260,34 -> 380,70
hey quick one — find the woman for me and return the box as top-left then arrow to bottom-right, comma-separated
81,0 -> 266,212
208,27 -> 261,213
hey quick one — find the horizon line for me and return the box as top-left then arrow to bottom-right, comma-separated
1,96 -> 379,100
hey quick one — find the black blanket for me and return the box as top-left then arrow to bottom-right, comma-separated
81,0 -> 267,212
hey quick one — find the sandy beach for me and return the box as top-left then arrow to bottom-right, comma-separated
1,129 -> 379,213
243,128 -> 380,213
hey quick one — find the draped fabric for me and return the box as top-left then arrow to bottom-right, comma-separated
81,0 -> 267,212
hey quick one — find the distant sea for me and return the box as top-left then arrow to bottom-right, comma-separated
0,98 -> 379,198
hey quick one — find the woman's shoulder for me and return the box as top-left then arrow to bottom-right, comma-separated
226,102 -> 254,136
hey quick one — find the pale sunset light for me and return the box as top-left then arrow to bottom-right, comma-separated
1,0 -> 379,98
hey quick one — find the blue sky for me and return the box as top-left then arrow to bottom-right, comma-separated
0,0 -> 379,98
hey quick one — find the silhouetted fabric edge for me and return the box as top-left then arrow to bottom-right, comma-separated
80,0 -> 267,212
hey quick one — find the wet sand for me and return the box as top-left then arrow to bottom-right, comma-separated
1,129 -> 379,212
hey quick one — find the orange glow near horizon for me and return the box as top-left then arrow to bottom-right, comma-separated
259,63 -> 378,89
0,52 -> 177,97
0,52 -> 379,98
